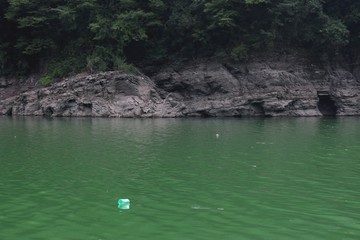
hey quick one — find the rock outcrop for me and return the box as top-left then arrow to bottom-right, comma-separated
1,54 -> 359,117
0,72 -> 164,117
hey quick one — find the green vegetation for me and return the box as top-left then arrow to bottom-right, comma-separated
0,0 -> 359,79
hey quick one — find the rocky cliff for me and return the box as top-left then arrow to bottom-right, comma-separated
1,54 -> 359,117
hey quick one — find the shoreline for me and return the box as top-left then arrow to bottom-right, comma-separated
1,55 -> 360,118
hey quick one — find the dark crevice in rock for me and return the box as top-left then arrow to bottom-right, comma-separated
80,103 -> 93,115
317,91 -> 337,116
232,113 -> 242,118
82,103 -> 92,109
44,107 -> 54,117
197,110 -> 212,118
6,107 -> 12,116
251,102 -> 266,116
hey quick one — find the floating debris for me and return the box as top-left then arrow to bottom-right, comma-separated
191,205 -> 210,210
118,199 -> 130,210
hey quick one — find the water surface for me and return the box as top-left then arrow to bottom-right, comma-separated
0,117 -> 359,239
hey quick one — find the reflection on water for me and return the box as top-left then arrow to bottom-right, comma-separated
0,117 -> 359,240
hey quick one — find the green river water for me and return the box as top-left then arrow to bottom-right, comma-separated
0,117 -> 359,240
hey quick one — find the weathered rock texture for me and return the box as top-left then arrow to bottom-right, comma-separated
1,54 -> 359,117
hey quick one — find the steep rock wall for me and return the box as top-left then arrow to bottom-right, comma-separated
1,55 -> 359,117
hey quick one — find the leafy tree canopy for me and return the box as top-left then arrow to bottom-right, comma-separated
0,0 -> 359,79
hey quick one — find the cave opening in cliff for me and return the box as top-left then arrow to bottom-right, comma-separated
251,102 -> 266,116
44,107 -> 54,117
317,92 -> 337,116
6,107 -> 12,116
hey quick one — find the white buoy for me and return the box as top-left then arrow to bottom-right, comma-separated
216,133 -> 219,139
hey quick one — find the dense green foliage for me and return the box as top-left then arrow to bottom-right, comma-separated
0,0 -> 359,80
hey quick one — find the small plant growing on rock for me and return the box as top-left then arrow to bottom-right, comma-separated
114,57 -> 138,75
231,44 -> 249,62
39,75 -> 53,86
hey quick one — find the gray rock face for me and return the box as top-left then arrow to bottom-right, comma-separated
150,56 -> 359,117
0,72 -> 163,117
1,55 -> 359,117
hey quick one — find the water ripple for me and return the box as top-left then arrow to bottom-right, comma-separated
1,117 -> 360,239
